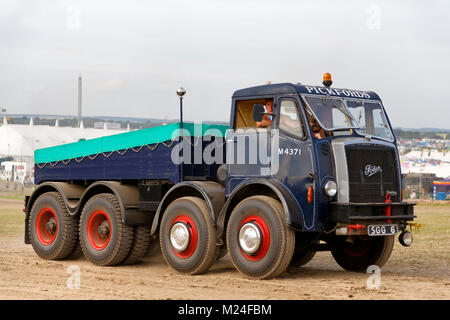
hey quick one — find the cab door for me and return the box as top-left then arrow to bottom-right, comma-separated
273,97 -> 316,230
226,97 -> 275,194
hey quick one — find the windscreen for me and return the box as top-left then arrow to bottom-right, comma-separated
346,100 -> 394,141
303,96 -> 358,131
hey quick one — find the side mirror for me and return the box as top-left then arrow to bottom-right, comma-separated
252,104 -> 265,122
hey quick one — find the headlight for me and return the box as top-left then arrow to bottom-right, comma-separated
324,180 -> 337,197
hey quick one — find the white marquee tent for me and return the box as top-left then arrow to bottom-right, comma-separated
0,121 -> 126,163
400,150 -> 450,178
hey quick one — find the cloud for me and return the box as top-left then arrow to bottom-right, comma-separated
0,0 -> 449,128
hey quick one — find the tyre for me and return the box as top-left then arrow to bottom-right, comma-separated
159,197 -> 217,275
226,196 -> 295,279
29,192 -> 79,260
290,250 -> 317,268
79,193 -> 134,266
290,233 -> 319,268
67,242 -> 84,260
122,225 -> 152,265
144,235 -> 161,257
330,235 -> 395,272
216,247 -> 228,260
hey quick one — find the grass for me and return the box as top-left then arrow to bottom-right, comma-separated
414,206 -> 450,235
0,203 -> 25,236
416,202 -> 450,207
0,193 -> 26,201
0,179 -> 34,201
0,189 -> 28,236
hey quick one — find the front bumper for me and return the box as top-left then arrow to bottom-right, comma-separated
329,202 -> 415,223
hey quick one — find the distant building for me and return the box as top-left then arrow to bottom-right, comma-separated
0,122 -> 125,179
0,161 -> 29,183
94,122 -> 122,130
433,179 -> 450,200
402,173 -> 437,198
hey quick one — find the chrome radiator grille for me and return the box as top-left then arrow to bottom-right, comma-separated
345,145 -> 400,203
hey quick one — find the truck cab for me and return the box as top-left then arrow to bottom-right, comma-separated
226,82 -> 413,232
216,80 -> 415,276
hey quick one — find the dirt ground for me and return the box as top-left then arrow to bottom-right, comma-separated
0,198 -> 449,300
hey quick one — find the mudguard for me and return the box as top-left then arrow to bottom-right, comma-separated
215,178 -> 305,241
150,181 -> 225,236
24,182 -> 85,244
76,181 -> 145,225
24,181 -> 150,244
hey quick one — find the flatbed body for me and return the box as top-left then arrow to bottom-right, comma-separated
34,122 -> 227,184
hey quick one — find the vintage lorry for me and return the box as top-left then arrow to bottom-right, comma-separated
24,75 -> 415,279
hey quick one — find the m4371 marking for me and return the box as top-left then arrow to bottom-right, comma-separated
278,148 -> 302,156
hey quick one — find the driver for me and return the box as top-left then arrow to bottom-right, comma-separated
256,99 -> 274,128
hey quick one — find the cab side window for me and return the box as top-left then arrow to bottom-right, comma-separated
279,100 -> 305,138
234,98 -> 266,129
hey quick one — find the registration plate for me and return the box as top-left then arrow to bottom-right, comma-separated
368,224 -> 398,236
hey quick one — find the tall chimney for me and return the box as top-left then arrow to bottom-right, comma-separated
78,74 -> 82,127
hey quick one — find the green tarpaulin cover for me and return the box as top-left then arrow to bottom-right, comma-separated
35,122 -> 228,164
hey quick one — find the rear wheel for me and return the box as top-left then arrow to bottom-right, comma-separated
216,247 -> 228,260
67,242 -> 84,260
79,193 -> 134,266
29,192 -> 79,260
122,225 -> 152,265
226,196 -> 295,279
159,197 -> 217,274
330,235 -> 395,272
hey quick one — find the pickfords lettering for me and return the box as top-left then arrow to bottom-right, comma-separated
305,85 -> 371,99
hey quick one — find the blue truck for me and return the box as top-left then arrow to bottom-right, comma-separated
24,74 -> 415,279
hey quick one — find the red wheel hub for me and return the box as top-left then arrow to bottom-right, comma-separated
239,215 -> 270,261
36,208 -> 58,245
87,211 -> 112,250
170,215 -> 198,259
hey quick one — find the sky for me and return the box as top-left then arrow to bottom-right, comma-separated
1,0 -> 449,129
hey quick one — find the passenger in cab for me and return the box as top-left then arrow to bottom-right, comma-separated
309,116 -> 327,139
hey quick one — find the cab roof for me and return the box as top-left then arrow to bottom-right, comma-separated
232,83 -> 381,101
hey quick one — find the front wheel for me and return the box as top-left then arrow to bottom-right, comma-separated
226,196 -> 295,279
290,233 -> 319,268
290,250 -> 317,268
330,235 -> 395,272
